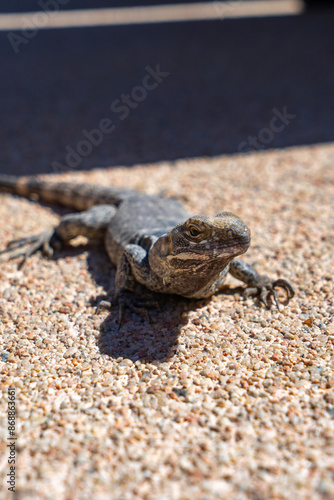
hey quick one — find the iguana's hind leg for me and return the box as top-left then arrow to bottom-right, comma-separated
0,205 -> 117,268
229,258 -> 294,308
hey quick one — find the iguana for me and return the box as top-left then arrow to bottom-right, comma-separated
0,175 -> 294,323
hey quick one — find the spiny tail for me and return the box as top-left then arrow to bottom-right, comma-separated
0,174 -> 135,211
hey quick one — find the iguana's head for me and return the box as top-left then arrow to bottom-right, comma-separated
150,212 -> 250,281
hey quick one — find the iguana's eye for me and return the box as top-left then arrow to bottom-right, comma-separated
188,226 -> 201,237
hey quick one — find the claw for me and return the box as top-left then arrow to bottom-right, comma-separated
245,278 -> 294,309
0,229 -> 57,268
272,279 -> 295,305
264,279 -> 294,308
117,289 -> 159,329
93,291 -> 158,327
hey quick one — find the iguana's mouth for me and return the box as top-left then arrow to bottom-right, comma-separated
236,234 -> 251,246
168,234 -> 251,262
213,234 -> 251,253
167,252 -> 212,261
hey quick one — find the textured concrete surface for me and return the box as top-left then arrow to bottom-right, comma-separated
0,4 -> 334,500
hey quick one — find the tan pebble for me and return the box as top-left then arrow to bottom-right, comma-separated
146,384 -> 161,394
63,347 -> 77,358
103,375 -> 113,385
7,357 -> 18,363
284,332 -> 297,340
16,349 -> 29,357
206,372 -> 219,381
156,393 -> 168,406
302,317 -> 314,327
324,393 -> 334,404
326,378 -> 334,388
121,359 -> 133,366
58,306 -> 72,313
325,324 -> 334,334
102,388 -> 113,397
158,363 -> 170,371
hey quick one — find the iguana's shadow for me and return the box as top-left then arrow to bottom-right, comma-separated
96,294 -> 192,363
82,245 -> 192,362
60,243 -> 245,362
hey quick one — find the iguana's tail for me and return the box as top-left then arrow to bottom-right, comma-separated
0,174 -> 134,211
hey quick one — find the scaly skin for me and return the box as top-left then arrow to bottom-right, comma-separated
0,175 -> 294,323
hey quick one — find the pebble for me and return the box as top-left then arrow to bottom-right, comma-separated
1,351 -> 10,362
63,347 -> 78,358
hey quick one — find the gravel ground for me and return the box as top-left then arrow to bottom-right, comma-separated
0,144 -> 333,500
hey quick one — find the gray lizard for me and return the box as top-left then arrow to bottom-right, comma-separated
0,175 -> 294,322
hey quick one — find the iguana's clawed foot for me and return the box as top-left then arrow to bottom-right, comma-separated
0,229 -> 60,269
95,290 -> 160,328
117,290 -> 160,329
244,278 -> 294,309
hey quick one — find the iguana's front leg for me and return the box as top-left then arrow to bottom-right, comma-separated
115,244 -> 159,326
229,258 -> 294,307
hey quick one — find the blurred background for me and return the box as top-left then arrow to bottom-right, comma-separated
0,0 -> 333,175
